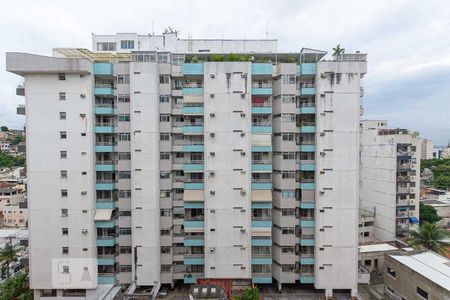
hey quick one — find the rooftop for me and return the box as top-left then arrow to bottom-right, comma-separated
359,243 -> 398,253
389,251 -> 450,291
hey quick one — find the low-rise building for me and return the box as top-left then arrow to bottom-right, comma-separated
384,251 -> 450,300
0,141 -> 11,152
0,188 -> 24,211
0,228 -> 28,248
3,203 -> 28,228
359,209 -> 376,244
421,198 -> 450,227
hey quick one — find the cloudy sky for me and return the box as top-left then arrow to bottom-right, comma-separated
1,0 -> 449,145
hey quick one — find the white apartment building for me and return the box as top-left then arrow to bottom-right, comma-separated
6,32 -> 367,299
360,120 -> 421,241
421,138 -> 434,160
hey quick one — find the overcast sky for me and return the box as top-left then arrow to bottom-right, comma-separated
1,0 -> 449,145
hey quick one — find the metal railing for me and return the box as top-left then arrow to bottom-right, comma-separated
251,178 -> 272,183
252,101 -> 272,107
299,83 -> 316,88
252,216 -> 272,221
96,160 -> 118,165
251,160 -> 272,164
96,142 -> 117,146
298,102 -> 315,107
252,122 -> 272,126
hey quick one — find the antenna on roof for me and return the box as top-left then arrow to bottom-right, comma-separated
266,20 -> 269,39
152,20 -> 155,35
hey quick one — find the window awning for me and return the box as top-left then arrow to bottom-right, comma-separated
184,190 -> 204,201
409,217 -> 419,224
94,209 -> 113,221
251,190 -> 272,202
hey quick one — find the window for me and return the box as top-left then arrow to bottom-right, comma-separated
118,114 -> 130,122
119,190 -> 132,198
97,42 -> 116,51
61,170 -> 67,178
119,210 -> 132,217
160,172 -> 170,179
58,73 -> 66,80
119,171 -> 131,179
161,265 -> 172,272
160,209 -> 172,217
120,40 -> 134,49
119,152 -> 131,160
60,112 -> 66,120
282,75 -> 296,84
281,246 -> 295,254
60,151 -> 67,159
159,75 -> 170,84
62,228 -> 68,235
120,246 -> 132,254
118,95 -> 130,103
281,95 -> 295,103
59,92 -> 66,100
161,246 -> 171,254
117,74 -> 130,84
160,114 -> 170,122
282,153 -> 295,160
387,267 -> 396,278
281,190 -> 295,198
61,209 -> 68,216
416,287 -> 428,299
172,54 -> 184,65
62,247 -> 69,255
160,152 -> 170,160
160,229 -> 171,235
282,133 -> 295,141
120,265 -> 132,272
60,131 -> 67,139
281,227 -> 295,235
282,171 -> 295,179
281,209 -> 295,216
160,190 -> 171,198
159,95 -> 170,103
119,227 -> 132,235
282,114 -> 295,123
158,53 -> 169,63
281,265 -> 295,272
62,266 -> 69,273
160,133 -> 170,141
61,190 -> 68,197
119,133 -> 131,141
41,290 -> 57,297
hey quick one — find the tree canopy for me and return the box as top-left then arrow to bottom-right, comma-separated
0,152 -> 25,168
419,202 -> 442,224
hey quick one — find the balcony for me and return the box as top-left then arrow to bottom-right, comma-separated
251,220 -> 272,228
252,274 -> 272,284
95,106 -> 114,115
96,180 -> 116,191
298,122 -> 316,133
96,201 -> 116,209
252,63 -> 273,75
184,274 -> 200,284
300,84 -> 316,96
184,236 -> 205,247
98,274 -> 116,285
95,220 -> 116,228
251,106 -> 272,114
183,161 -> 204,172
184,254 -> 205,265
300,274 -> 314,284
397,187 -> 411,194
183,124 -> 204,135
94,87 -> 114,96
300,235 -> 315,246
95,161 -> 116,172
397,151 -> 412,159
97,255 -> 116,266
251,238 -> 272,246
397,175 -> 411,182
183,63 -> 204,75
300,202 -> 315,209
95,125 -> 115,134
297,103 -> 316,114
94,63 -> 114,76
299,144 -> 316,152
95,142 -> 116,153
252,146 -> 273,152
252,125 -> 272,134
183,87 -> 204,95
299,161 -> 315,171
183,106 -> 204,115
96,236 -> 116,247
251,87 -> 273,95
397,163 -> 412,171
251,181 -> 273,190
396,199 -> 411,207
300,63 -> 316,75
300,218 -> 315,228
251,161 -> 272,172
299,182 -> 315,190
300,254 -> 315,265
251,257 -> 272,265
184,220 -> 205,228
182,144 -> 204,152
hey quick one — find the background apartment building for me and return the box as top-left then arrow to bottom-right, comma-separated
421,138 -> 434,160
360,120 -> 421,241
7,32 -> 367,299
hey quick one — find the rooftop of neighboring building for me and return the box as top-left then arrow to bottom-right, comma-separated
388,251 -> 450,291
359,243 -> 398,253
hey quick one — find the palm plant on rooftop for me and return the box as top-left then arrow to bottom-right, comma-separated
332,44 -> 345,60
407,222 -> 450,255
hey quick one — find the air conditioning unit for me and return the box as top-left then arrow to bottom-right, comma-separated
240,113 -> 246,118
240,190 -> 246,195
210,132 -> 215,137
210,152 -> 215,156
210,113 -> 215,117
210,190 -> 216,195
240,132 -> 245,137
210,94 -> 215,98
210,247 -> 215,252
240,170 -> 246,175
240,266 -> 246,270
209,74 -> 216,78
81,229 -> 88,234
209,170 -> 215,176
321,73 -> 327,78
241,151 -> 246,156
240,209 -> 246,213
241,73 -> 247,78
81,191 -> 87,195
319,191 -> 325,195
320,132 -> 325,136
320,152 -> 326,156
241,93 -> 246,99
240,228 -> 246,233
80,113 -> 86,118
80,94 -> 86,98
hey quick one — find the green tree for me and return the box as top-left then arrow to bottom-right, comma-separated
433,175 -> 450,190
0,126 -> 9,132
407,222 -> 450,255
332,44 -> 345,59
0,272 -> 32,300
0,153 -> 26,168
420,203 -> 442,224
9,135 -> 25,145
243,287 -> 260,300
0,243 -> 21,279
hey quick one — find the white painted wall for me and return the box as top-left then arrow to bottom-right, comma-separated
203,62 -> 252,278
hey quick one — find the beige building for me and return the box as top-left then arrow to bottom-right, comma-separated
421,138 -> 434,160
384,251 -> 450,300
3,204 -> 28,228
0,188 -> 24,211
421,199 -> 450,227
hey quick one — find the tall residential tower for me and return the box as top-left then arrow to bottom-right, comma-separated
6,32 -> 367,299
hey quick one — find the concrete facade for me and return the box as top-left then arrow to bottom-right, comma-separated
421,138 -> 434,160
7,32 -> 367,299
360,121 -> 421,241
